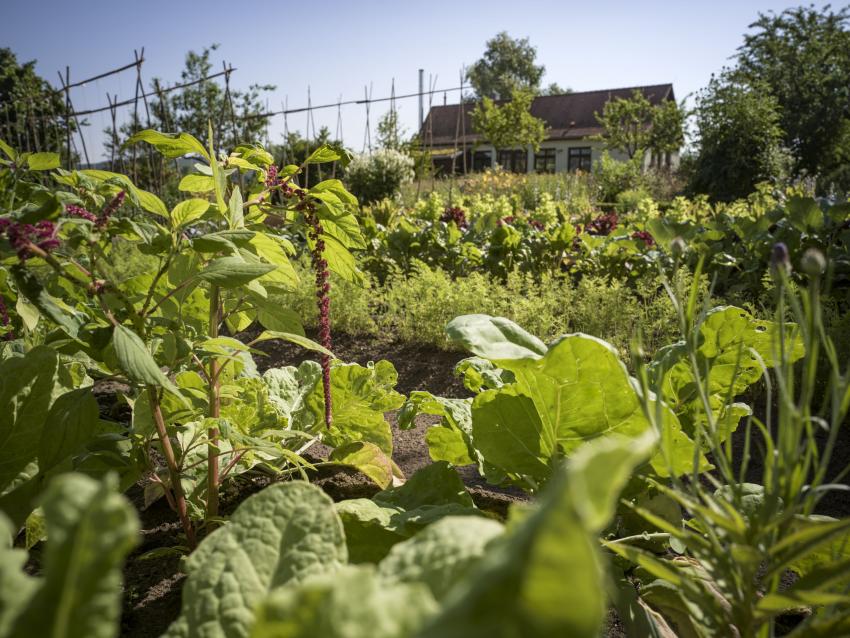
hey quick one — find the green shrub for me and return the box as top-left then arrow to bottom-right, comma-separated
345,149 -> 415,204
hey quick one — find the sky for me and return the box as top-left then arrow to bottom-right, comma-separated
0,0 -> 835,162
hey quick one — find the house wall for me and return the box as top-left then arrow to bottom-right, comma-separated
470,140 -> 679,173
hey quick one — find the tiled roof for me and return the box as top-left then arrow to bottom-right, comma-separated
420,83 -> 674,146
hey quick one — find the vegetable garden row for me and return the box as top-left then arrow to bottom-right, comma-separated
0,131 -> 849,637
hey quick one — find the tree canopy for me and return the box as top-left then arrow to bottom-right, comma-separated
471,88 -> 547,152
467,32 -> 545,100
735,5 -> 850,187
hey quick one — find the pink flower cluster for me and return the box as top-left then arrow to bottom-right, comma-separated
0,218 -> 60,260
0,295 -> 11,340
264,164 -> 295,199
301,195 -> 333,429
64,190 -> 125,229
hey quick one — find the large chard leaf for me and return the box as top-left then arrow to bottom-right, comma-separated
420,432 -> 657,638
0,347 -> 58,492
250,565 -> 437,638
650,306 -> 805,441
336,462 -> 482,563
164,481 -> 346,638
398,392 -> 475,466
446,314 -> 547,360
0,474 -> 138,638
377,516 -> 504,601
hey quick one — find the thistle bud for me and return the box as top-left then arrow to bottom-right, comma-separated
800,248 -> 826,277
770,242 -> 791,276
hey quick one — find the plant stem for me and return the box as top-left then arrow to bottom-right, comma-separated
147,388 -> 196,548
206,284 -> 222,524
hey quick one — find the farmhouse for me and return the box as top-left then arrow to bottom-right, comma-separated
420,83 -> 677,174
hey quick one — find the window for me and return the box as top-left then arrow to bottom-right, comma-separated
568,147 -> 592,172
534,148 -> 556,173
472,151 -> 493,172
497,149 -> 527,173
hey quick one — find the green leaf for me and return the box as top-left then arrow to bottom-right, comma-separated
303,144 -> 351,166
112,325 -> 181,398
250,565 -> 437,638
164,482 -> 346,638
252,330 -> 334,358
170,198 -> 209,228
306,361 -> 404,454
0,138 -> 16,160
26,152 -> 60,171
0,347 -> 57,492
178,173 -> 215,193
228,186 -> 244,229
136,188 -> 169,218
446,314 -> 547,360
377,516 -> 504,601
320,234 -> 363,284
421,434 -> 653,638
127,129 -> 209,160
11,266 -> 81,337
787,196 -> 824,231
247,234 -> 299,291
2,474 -> 138,638
329,441 -> 395,489
38,388 -> 99,471
197,256 -> 276,288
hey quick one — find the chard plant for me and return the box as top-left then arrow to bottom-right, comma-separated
0,133 -> 400,547
608,249 -> 850,636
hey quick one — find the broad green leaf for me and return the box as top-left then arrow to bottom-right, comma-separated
0,138 -> 16,160
197,256 -> 276,288
112,325 -> 181,398
171,198 -> 209,228
0,347 -> 57,491
178,173 -> 216,193
164,481 -> 346,638
320,234 -> 363,285
3,474 -> 138,638
305,361 -> 404,454
11,266 -> 81,337
336,462 -> 480,564
329,441 -> 395,489
26,152 -> 60,171
398,392 -> 475,466
255,303 -> 303,334
787,196 -> 824,231
127,129 -> 209,160
377,516 -> 504,601
303,144 -> 351,166
421,434 -> 653,638
137,189 -> 169,218
262,362 -> 322,426
247,234 -> 299,291
446,314 -> 547,360
38,388 -> 99,470
250,565 -> 437,638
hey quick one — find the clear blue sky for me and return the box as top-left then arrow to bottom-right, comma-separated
0,0 -> 833,161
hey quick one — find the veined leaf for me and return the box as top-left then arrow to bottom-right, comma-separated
26,152 -> 60,171
446,314 -> 547,360
112,325 -> 182,398
197,256 -> 276,288
178,173 -> 215,193
127,129 -> 209,160
170,198 -> 209,228
163,482 -> 346,638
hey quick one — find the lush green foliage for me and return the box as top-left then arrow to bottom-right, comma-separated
470,88 -> 547,153
594,89 -> 684,162
466,31 -> 546,100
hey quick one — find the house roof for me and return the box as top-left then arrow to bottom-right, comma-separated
420,83 -> 675,147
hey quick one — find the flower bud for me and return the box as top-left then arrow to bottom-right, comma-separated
670,236 -> 686,257
800,248 -> 826,277
770,242 -> 791,276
